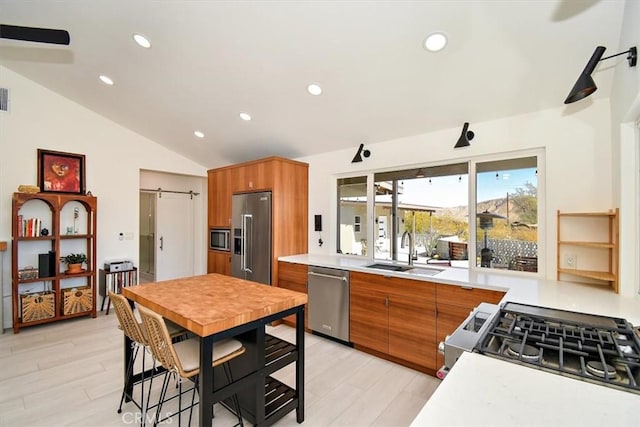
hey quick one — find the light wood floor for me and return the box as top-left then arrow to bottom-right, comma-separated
0,311 -> 440,426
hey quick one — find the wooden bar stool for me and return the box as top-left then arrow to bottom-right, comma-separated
109,292 -> 186,423
138,304 -> 246,426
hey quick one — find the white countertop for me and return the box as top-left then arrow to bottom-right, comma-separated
410,351 -> 640,427
279,254 -> 640,324
280,253 -> 640,426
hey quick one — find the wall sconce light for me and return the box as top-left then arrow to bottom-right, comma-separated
454,122 -> 475,149
415,168 -> 425,178
564,46 -> 637,104
351,143 -> 371,163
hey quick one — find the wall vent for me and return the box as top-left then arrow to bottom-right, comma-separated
0,88 -> 8,112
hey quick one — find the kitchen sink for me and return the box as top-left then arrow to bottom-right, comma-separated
365,263 -> 443,276
365,263 -> 414,272
407,267 -> 443,276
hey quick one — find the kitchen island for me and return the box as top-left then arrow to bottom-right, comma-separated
278,254 -> 640,324
410,351 -> 640,427
278,254 -> 640,426
122,273 -> 308,426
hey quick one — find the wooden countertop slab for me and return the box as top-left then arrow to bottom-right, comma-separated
122,273 -> 307,337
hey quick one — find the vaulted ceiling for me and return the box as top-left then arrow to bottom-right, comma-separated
0,1 -> 626,167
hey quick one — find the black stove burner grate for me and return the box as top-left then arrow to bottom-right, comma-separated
476,303 -> 640,394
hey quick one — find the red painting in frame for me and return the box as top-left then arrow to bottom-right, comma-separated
37,149 -> 86,194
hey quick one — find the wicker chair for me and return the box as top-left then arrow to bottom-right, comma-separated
137,304 -> 246,426
109,292 -> 186,421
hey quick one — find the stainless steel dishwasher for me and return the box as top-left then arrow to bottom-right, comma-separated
307,266 -> 350,343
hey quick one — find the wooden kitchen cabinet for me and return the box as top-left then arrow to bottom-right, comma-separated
207,250 -> 231,276
350,285 -> 389,354
350,271 -> 437,371
208,168 -> 232,227
276,261 -> 308,329
207,157 -> 308,281
230,161 -> 274,193
389,292 -> 437,367
436,283 -> 505,308
435,283 -> 505,367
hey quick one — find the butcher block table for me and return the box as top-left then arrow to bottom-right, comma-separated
122,273 -> 308,426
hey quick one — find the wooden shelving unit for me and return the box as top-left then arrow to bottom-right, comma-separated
556,209 -> 618,293
11,192 -> 97,333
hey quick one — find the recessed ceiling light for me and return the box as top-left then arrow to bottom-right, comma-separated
99,75 -> 114,85
133,33 -> 151,49
424,32 -> 447,52
194,131 -> 204,138
307,83 -> 322,96
239,112 -> 252,121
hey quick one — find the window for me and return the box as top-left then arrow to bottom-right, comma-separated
337,176 -> 367,255
475,157 -> 538,272
336,152 -> 541,274
373,163 -> 469,266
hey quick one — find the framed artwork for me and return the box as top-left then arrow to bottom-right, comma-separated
37,149 -> 86,194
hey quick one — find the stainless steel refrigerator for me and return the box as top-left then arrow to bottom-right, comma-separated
231,191 -> 272,285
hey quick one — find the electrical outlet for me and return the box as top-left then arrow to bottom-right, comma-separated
564,254 -> 577,269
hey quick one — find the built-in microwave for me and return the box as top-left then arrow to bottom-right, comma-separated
209,228 -> 230,251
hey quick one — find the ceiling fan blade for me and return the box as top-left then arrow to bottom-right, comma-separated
0,24 -> 70,45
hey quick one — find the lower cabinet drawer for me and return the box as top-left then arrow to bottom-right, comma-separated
436,283 -> 505,309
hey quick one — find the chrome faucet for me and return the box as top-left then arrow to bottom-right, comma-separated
400,230 -> 414,266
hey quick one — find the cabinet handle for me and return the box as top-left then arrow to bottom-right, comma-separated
385,297 -> 389,308
308,271 -> 348,282
159,236 -> 164,251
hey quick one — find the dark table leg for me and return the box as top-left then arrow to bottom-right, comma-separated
123,334 -> 133,402
199,335 -> 215,427
123,295 -> 136,403
253,325 -> 266,425
296,306 -> 305,423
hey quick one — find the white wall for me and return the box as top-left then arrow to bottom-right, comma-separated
611,0 -> 640,298
0,67 -> 208,329
298,98 -> 614,285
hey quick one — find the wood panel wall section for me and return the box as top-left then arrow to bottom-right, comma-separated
207,156 -> 309,286
276,261 -> 308,329
208,167 -> 231,227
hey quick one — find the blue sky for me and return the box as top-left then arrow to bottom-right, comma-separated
397,168 -> 537,208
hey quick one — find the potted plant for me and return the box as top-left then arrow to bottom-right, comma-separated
61,253 -> 87,274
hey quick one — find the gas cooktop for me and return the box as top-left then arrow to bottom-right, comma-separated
476,302 -> 640,394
